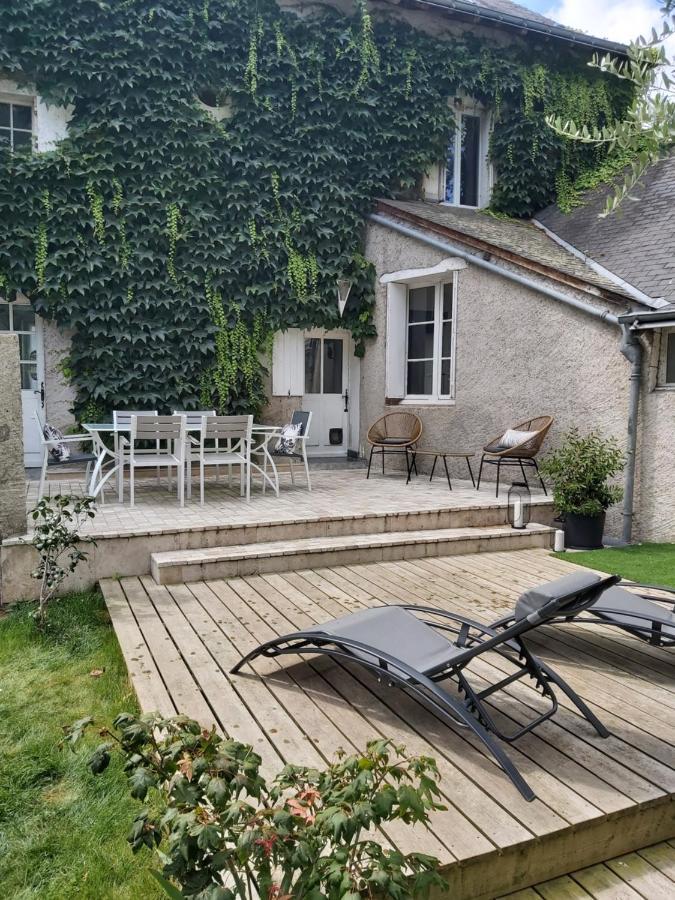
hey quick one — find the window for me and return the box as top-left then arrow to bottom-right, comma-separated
443,106 -> 488,208
664,331 -> 675,385
0,302 -> 38,389
405,281 -> 455,400
0,100 -> 33,152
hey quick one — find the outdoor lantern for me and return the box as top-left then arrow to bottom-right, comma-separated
507,482 -> 531,530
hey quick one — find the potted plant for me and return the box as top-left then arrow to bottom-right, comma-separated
539,428 -> 625,549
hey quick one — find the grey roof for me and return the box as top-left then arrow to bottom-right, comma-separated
407,0 -> 627,54
376,199 -> 633,300
536,154 -> 675,305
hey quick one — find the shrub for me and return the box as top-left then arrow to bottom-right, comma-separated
63,712 -> 447,899
539,428 -> 625,518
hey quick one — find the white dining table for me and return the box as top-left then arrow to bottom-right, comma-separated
83,422 -> 282,500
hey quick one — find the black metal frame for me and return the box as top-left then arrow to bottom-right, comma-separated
366,444 -> 418,479
231,576 -> 618,801
492,582 -> 675,648
405,450 -> 476,490
476,454 -> 547,498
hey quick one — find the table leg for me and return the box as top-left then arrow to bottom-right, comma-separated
442,455 -> 452,491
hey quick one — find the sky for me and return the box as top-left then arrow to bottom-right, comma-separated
519,0 -> 669,44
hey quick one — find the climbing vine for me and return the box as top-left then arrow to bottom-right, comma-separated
0,0 -> 631,418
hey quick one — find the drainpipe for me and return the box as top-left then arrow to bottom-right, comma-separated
368,211 -> 645,540
618,325 -> 643,544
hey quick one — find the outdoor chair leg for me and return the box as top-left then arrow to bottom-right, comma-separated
429,455 -> 437,482
382,447 -> 385,474
405,448 -> 412,484
466,457 -> 476,488
518,459 -> 528,487
38,449 -> 49,500
536,660 -> 609,738
366,445 -> 374,478
533,458 -> 547,495
302,446 -> 312,491
477,455 -> 485,490
495,459 -> 501,498
442,455 -> 452,490
200,459 -> 205,505
130,462 -> 135,507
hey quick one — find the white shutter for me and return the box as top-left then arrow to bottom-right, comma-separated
385,283 -> 407,399
272,329 -> 304,396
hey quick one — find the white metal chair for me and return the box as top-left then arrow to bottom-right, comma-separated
197,415 -> 253,504
270,409 -> 313,491
172,409 -> 216,500
34,411 -> 97,500
126,415 -> 187,507
113,409 -> 159,500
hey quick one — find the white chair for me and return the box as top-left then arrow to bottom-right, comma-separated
197,415 -> 252,504
34,411 -> 97,500
270,409 -> 313,491
113,409 -> 160,500
172,409 -> 215,500
126,415 -> 187,507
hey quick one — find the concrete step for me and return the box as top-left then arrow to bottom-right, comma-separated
150,523 -> 555,584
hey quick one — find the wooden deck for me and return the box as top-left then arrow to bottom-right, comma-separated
101,549 -> 675,899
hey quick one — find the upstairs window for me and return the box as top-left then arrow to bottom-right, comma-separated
663,330 -> 675,385
443,103 -> 489,208
0,100 -> 33,151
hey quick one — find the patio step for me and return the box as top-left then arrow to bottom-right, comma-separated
150,523 -> 555,584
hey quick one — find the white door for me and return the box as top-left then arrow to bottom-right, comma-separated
302,329 -> 349,456
0,300 -> 44,467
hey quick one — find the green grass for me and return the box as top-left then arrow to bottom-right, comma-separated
0,592 -> 162,899
554,542 -> 675,588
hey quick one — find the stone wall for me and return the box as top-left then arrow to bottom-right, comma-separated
0,334 -> 27,544
362,222 -> 645,540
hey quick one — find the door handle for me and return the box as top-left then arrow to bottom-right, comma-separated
343,389 -> 349,413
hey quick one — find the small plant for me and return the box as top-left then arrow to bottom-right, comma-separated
28,495 -> 97,626
539,428 -> 625,518
63,712 -> 447,899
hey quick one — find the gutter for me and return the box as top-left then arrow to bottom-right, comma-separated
397,0 -> 628,55
369,210 -> 642,543
533,220 -> 667,311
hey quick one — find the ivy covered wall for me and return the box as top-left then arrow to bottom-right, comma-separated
0,0 -> 631,418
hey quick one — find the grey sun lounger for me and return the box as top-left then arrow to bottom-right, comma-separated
493,575 -> 675,648
231,571 -> 619,801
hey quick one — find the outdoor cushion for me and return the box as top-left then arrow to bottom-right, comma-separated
376,436 -> 411,446
43,422 -> 70,462
274,422 -> 302,456
593,585 -> 675,640
498,428 -> 538,449
306,606 -> 463,677
514,571 -> 602,621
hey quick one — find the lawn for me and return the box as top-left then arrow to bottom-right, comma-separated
0,591 -> 162,899
554,542 -> 675,588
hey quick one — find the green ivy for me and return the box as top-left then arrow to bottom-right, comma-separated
0,0 -> 631,418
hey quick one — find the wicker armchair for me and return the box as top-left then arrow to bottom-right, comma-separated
366,412 -> 423,478
476,415 -> 553,497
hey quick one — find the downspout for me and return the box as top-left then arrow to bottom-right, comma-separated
618,326 -> 643,544
369,212 -> 643,540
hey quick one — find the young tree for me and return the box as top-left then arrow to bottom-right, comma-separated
549,1 -> 675,215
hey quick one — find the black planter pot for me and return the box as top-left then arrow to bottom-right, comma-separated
563,512 -> 606,550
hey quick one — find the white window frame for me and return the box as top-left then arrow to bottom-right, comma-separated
441,102 -> 491,209
657,328 -> 675,388
403,279 -> 457,404
0,94 -> 35,152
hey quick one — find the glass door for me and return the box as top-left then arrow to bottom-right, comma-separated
0,301 -> 44,466
302,330 -> 349,455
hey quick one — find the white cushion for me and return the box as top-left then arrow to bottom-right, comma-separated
499,428 -> 538,449
274,422 -> 302,455
43,422 -> 70,461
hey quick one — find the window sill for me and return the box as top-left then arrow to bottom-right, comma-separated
654,384 -> 675,392
395,398 -> 456,407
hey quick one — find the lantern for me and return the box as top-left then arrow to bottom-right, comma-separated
507,482 -> 531,530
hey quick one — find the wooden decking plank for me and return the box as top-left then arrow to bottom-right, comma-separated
571,863 -> 647,899
119,577 -> 216,727
219,579 -> 462,861
101,578 -> 176,717
268,571 -> 605,830
535,875 -> 594,898
187,579 -> 327,770
605,852 -> 675,899
140,578 -> 283,773
636,842 -> 675,881
499,890 -> 543,899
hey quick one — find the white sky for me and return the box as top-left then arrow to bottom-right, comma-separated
544,0 -> 671,45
